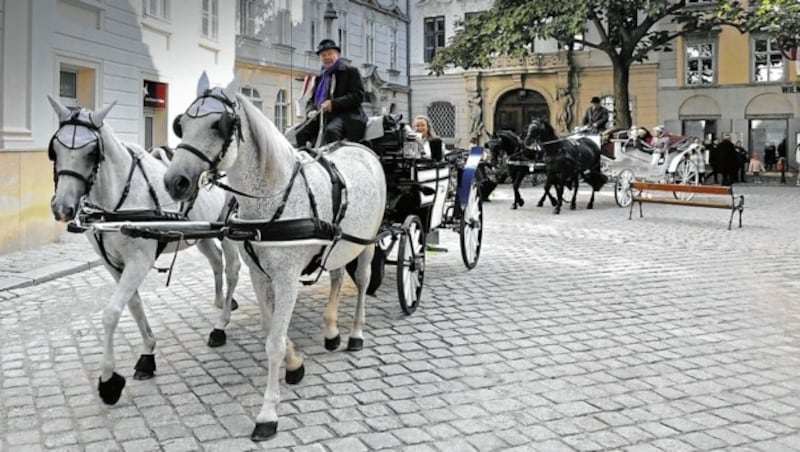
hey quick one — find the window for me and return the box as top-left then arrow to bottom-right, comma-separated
685,42 -> 715,85
201,0 -> 218,40
238,0 -> 257,36
599,95 -> 633,130
310,20 -> 320,47
753,37 -> 784,82
682,119 -> 717,143
59,70 -> 78,100
389,28 -> 398,70
239,86 -> 263,111
424,16 -> 445,63
58,63 -> 96,108
276,2 -> 291,45
274,90 -> 288,132
750,119 -> 787,168
365,19 -> 375,64
337,11 -> 348,56
143,0 -> 168,20
427,101 -> 455,138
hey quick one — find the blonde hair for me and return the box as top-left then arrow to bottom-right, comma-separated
413,115 -> 436,139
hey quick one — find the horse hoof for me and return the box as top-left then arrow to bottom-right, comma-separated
231,298 -> 239,311
208,329 -> 227,348
285,363 -> 305,385
251,421 -> 278,442
570,205 -> 577,210
347,337 -> 364,351
324,334 -> 341,351
133,354 -> 156,380
518,199 -> 525,207
98,372 -> 126,405
536,202 -> 544,207
510,204 -> 517,210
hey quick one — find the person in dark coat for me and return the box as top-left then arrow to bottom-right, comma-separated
582,96 -> 609,133
734,140 -> 748,183
294,39 -> 368,146
716,134 -> 739,186
707,137 -> 720,184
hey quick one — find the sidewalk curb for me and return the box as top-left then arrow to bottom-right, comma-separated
0,258 -> 103,292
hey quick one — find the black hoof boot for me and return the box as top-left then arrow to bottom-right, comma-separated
231,298 -> 239,311
133,354 -> 156,380
208,328 -> 227,348
251,421 -> 278,442
510,203 -> 518,210
285,363 -> 305,385
518,198 -> 525,207
347,337 -> 364,351
324,334 -> 341,351
98,372 -> 126,405
536,201 -> 544,207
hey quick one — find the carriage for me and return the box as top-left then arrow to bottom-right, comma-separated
363,115 -> 484,314
592,127 -> 704,207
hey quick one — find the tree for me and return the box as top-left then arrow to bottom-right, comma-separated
429,0 -> 748,129
721,0 -> 800,51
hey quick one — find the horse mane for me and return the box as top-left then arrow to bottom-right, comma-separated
235,93 -> 296,176
97,122 -> 148,160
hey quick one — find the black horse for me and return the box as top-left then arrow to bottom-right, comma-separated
523,118 -> 608,214
485,129 -> 537,209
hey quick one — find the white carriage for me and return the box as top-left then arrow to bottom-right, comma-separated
591,127 -> 704,207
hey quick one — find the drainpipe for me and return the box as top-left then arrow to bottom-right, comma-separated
406,0 -> 412,122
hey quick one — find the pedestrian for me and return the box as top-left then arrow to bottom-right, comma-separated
795,143 -> 800,186
294,39 -> 368,147
764,144 -> 777,171
581,96 -> 609,133
716,134 -> 739,186
749,152 -> 765,183
707,136 -> 721,184
734,140 -> 748,183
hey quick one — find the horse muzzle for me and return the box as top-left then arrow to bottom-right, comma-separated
164,170 -> 197,202
51,194 -> 78,222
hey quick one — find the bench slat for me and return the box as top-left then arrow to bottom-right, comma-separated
632,197 -> 734,209
630,182 -> 731,195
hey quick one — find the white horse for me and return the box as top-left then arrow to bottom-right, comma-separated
47,96 -> 241,405
163,73 -> 386,441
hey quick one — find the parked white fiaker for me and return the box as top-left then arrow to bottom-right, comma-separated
578,126 -> 705,207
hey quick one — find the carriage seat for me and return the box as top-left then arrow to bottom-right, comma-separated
364,114 -> 403,141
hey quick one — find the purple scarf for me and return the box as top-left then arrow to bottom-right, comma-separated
313,59 -> 342,107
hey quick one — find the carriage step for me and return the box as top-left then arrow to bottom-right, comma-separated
425,245 -> 448,253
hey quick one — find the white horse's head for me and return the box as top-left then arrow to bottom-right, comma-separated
165,71 -> 240,201
47,95 -> 116,221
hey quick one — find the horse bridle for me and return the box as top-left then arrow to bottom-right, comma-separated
172,90 -> 243,175
48,110 -> 104,193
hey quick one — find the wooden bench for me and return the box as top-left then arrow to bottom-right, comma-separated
629,182 -> 744,230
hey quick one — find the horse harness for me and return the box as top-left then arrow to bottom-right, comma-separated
173,91 -> 376,280
51,113 -> 198,273
230,144 -> 374,280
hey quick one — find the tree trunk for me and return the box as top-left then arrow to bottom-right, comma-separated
611,58 -> 632,130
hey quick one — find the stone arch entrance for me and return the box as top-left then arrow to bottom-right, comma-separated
493,89 -> 550,136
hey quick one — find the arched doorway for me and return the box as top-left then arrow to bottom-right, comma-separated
493,89 -> 550,136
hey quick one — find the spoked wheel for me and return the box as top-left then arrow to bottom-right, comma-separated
397,215 -> 425,315
671,158 -> 700,201
614,169 -> 634,207
459,181 -> 483,269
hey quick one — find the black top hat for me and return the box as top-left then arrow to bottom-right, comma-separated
590,96 -> 601,104
316,39 -> 341,54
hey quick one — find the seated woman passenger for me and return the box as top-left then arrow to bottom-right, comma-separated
407,115 -> 443,160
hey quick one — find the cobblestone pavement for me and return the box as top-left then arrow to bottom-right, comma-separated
2,184 -> 800,451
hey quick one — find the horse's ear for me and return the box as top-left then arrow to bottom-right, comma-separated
222,72 -> 240,100
47,95 -> 71,121
91,100 -> 117,127
197,71 -> 210,96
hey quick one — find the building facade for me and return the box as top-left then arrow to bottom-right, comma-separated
234,0 -> 410,134
0,0 -> 236,254
409,0 -> 662,149
659,21 -> 800,167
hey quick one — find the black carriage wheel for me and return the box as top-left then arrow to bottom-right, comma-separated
459,182 -> 483,270
397,215 -> 425,315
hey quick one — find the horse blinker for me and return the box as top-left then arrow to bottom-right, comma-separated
172,114 -> 183,138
